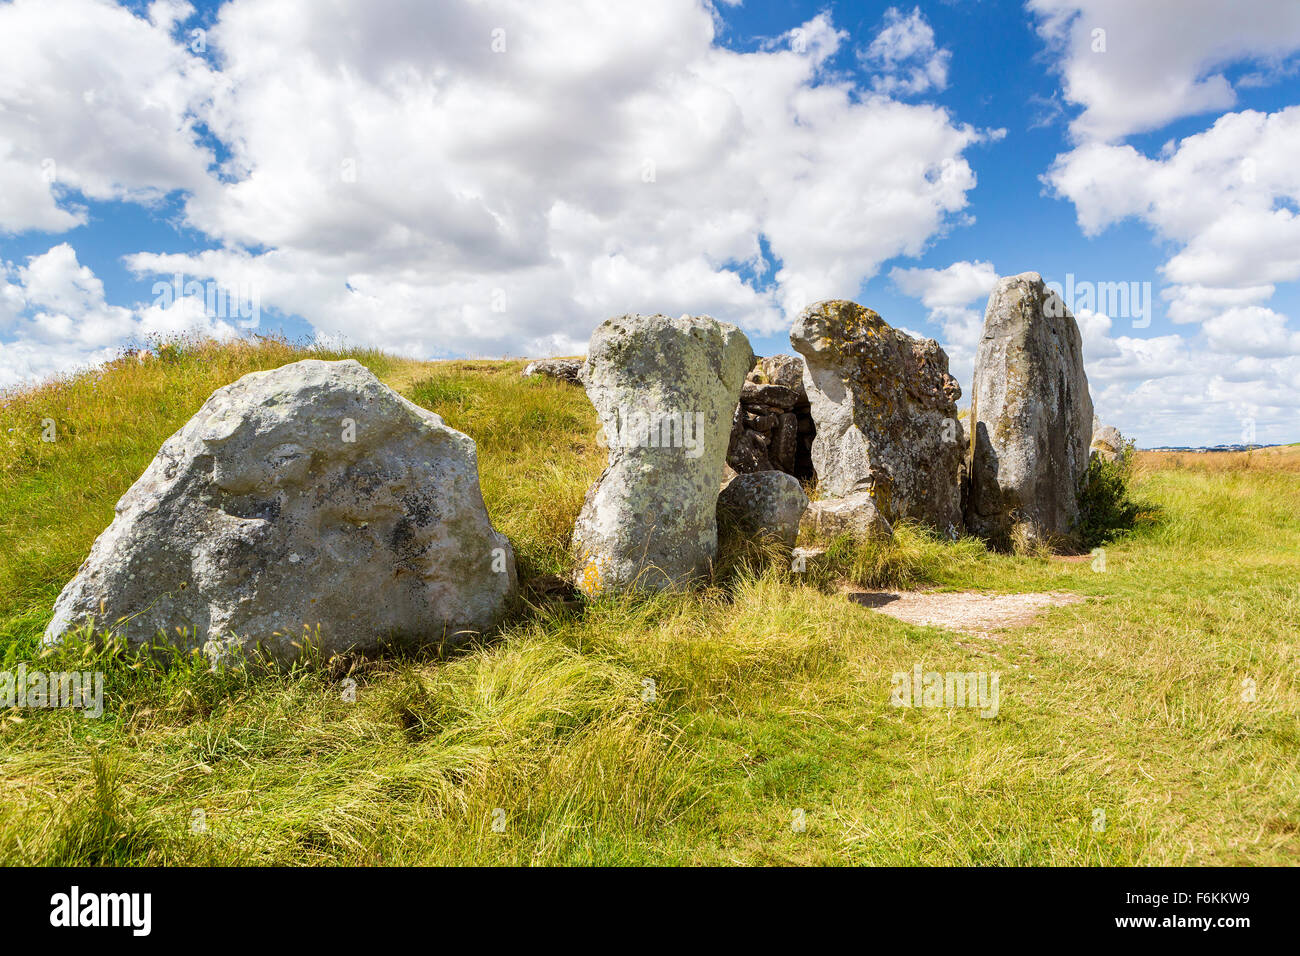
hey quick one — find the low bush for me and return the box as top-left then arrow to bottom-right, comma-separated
1076,443 -> 1146,548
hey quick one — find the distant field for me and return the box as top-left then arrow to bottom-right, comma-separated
1,339 -> 1297,865
1138,444 -> 1300,474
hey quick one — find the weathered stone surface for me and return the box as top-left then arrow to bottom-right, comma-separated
773,412 -> 799,471
728,354 -> 816,479
957,413 -> 971,521
800,492 -> 894,541
966,272 -> 1095,546
729,429 -> 772,472
717,471 -> 809,549
44,359 -> 516,659
1090,419 -> 1125,463
790,299 -> 963,532
748,353 -> 807,398
522,358 -> 583,385
573,314 -> 754,594
741,381 -> 798,410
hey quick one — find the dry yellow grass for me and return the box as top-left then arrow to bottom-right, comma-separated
1136,445 -> 1300,475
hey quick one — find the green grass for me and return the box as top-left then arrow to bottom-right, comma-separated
1,337 -> 1297,865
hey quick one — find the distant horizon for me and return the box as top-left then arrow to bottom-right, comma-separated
1140,442 -> 1298,451
4,331 -> 1294,452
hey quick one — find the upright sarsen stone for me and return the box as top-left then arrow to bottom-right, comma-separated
573,314 -> 753,594
1090,417 -> 1125,464
790,299 -> 963,533
44,359 -> 516,659
966,272 -> 1095,546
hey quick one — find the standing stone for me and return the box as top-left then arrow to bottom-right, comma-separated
772,412 -> 799,472
790,300 -> 963,533
1090,419 -> 1125,463
966,272 -> 1095,546
573,314 -> 753,594
717,471 -> 808,549
44,359 -> 516,660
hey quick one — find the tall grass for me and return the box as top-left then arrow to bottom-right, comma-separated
406,365 -> 605,582
1,340 -> 1297,865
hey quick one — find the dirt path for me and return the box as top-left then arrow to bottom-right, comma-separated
846,589 -> 1086,637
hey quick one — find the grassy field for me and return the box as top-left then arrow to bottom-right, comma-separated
1,338 -> 1296,865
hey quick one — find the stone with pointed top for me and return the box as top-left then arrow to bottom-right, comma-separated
790,299 -> 963,532
966,272 -> 1094,546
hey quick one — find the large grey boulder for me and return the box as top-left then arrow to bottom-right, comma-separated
966,272 -> 1095,546
717,471 -> 808,549
790,300 -> 963,533
573,314 -> 753,594
44,359 -> 516,659
800,492 -> 894,541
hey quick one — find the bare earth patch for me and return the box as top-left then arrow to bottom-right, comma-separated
845,589 -> 1086,637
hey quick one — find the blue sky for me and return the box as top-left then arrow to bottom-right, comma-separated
2,0 -> 1299,446
716,1 -> 1181,347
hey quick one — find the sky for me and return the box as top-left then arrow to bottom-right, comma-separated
1,0 -> 1299,447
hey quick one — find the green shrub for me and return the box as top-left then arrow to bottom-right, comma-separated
1076,444 -> 1144,547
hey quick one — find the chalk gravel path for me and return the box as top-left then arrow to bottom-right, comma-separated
846,589 -> 1086,638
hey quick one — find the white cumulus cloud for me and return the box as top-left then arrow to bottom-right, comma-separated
0,244 -> 238,389
1028,0 -> 1300,143
1031,2 -> 1300,442
0,0 -> 991,372
0,0 -> 219,235
860,6 -> 952,96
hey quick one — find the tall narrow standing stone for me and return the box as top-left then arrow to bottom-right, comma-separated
790,299 -> 963,533
966,272 -> 1095,546
573,314 -> 753,594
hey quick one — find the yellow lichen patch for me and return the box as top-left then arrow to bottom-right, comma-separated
578,556 -> 605,597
